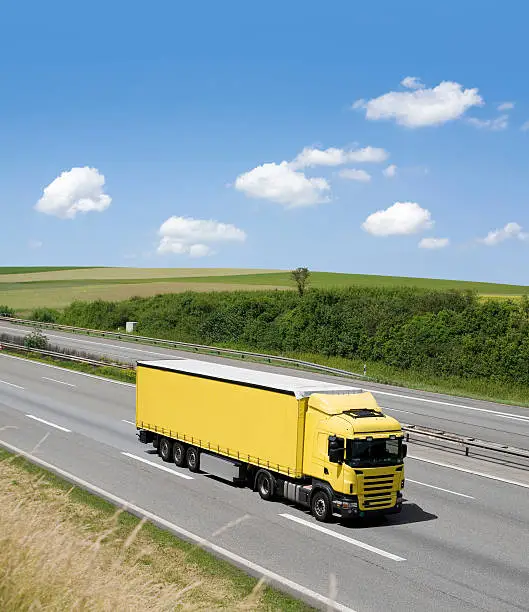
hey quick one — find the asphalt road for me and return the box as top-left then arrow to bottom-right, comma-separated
1,320 -> 529,450
1,353 -> 529,612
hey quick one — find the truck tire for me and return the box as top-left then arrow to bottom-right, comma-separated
159,437 -> 173,462
256,470 -> 275,501
172,441 -> 186,467
186,446 -> 200,472
311,490 -> 332,522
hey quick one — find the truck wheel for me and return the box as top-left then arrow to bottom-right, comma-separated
311,491 -> 332,522
159,437 -> 173,462
172,441 -> 186,467
186,446 -> 200,472
256,470 -> 275,501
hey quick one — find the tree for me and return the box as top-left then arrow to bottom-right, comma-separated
291,267 -> 310,297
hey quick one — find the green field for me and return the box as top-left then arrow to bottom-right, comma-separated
1,267 -> 528,313
0,266 -> 98,275
148,271 -> 529,295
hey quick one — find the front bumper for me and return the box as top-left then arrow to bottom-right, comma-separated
334,491 -> 403,518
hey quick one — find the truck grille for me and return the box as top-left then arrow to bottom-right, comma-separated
361,473 -> 394,509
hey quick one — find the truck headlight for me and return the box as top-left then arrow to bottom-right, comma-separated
401,479 -> 405,488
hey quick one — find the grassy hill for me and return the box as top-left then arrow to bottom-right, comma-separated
1,267 -> 528,313
0,266 -> 99,275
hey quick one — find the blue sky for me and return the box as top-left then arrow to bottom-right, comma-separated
1,1 -> 529,283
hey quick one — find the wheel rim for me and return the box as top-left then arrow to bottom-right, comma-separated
260,476 -> 269,495
174,446 -> 182,462
189,450 -> 197,466
315,497 -> 326,517
161,440 -> 169,457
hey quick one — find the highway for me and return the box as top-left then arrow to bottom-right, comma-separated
1,320 -> 529,450
1,351 -> 529,611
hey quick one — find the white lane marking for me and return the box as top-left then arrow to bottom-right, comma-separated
0,353 -> 134,387
0,379 -> 24,390
383,407 -> 411,414
0,439 -> 356,612
26,414 -> 71,432
280,513 -> 405,562
122,419 -> 136,426
371,389 -> 529,423
122,452 -> 194,480
406,479 -> 474,499
42,376 -> 76,388
408,455 -> 529,489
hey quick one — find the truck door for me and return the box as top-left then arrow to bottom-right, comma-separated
318,433 -> 344,491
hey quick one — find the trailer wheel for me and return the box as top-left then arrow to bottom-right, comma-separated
172,441 -> 186,467
159,437 -> 173,462
311,490 -> 332,522
256,470 -> 275,501
186,446 -> 200,472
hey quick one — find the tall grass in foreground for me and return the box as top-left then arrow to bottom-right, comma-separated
0,456 -> 301,611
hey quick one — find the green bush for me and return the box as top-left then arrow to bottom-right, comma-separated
0,305 -> 15,317
24,329 -> 49,350
58,287 -> 529,386
31,308 -> 60,323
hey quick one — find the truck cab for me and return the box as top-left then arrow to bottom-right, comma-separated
303,392 -> 406,519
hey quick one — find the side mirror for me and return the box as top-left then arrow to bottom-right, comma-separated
328,435 -> 345,464
402,443 -> 407,458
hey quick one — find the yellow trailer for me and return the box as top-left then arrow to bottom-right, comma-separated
136,359 -> 406,521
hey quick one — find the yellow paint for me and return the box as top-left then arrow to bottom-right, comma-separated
136,365 -> 306,477
137,365 -> 404,509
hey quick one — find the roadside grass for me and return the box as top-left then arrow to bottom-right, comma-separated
1,348 -> 136,385
283,352 -> 529,408
0,449 -> 312,611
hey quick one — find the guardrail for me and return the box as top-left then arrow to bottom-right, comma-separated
0,341 -> 132,370
402,422 -> 529,465
0,316 -> 370,380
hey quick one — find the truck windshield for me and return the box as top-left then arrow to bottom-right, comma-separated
346,438 -> 403,467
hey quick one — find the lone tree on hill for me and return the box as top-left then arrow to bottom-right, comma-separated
291,267 -> 310,296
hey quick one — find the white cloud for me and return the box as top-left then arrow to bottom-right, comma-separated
419,237 -> 449,249
289,145 -> 388,169
383,164 -> 397,178
35,167 -> 111,219
28,240 -> 43,249
157,216 -> 246,257
362,202 -> 433,236
401,76 -> 424,90
353,79 -> 483,127
497,102 -> 514,111
234,161 -> 330,207
347,146 -> 389,164
480,222 -> 528,246
338,168 -> 371,182
521,121 -> 529,132
467,114 -> 508,131
289,147 -> 346,169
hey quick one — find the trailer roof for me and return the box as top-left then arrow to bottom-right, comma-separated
137,358 -> 362,399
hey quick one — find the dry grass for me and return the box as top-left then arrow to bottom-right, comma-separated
0,455 -> 307,611
0,282 -> 290,311
0,268 -> 280,283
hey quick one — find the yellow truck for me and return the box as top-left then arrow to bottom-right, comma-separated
136,358 -> 406,522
